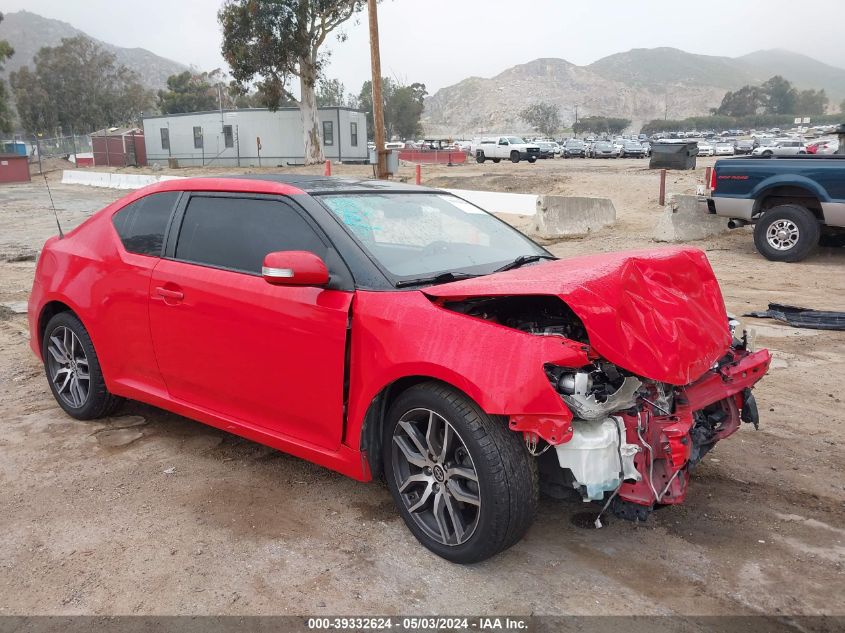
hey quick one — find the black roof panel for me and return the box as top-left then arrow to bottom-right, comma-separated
224,174 -> 439,194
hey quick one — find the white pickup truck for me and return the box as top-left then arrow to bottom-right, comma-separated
475,136 -> 540,164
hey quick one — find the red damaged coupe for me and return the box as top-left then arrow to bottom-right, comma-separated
29,175 -> 771,563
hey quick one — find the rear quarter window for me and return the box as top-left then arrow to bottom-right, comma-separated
111,192 -> 180,256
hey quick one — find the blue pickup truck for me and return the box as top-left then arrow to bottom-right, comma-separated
708,156 -> 845,261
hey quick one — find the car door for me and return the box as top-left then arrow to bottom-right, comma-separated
497,137 -> 509,158
148,192 -> 353,450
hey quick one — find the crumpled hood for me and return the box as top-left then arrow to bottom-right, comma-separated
425,247 -> 731,385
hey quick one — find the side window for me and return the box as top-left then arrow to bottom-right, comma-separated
223,125 -> 234,148
160,128 -> 170,150
112,192 -> 180,256
350,122 -> 358,147
174,197 -> 327,274
193,126 -> 203,149
323,120 -> 334,146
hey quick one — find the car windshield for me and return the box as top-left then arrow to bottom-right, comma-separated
624,142 -> 640,148
507,137 -> 526,144
596,142 -> 612,149
566,140 -> 584,147
319,193 -> 548,283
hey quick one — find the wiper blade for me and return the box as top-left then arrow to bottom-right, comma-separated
493,254 -> 556,273
395,271 -> 479,288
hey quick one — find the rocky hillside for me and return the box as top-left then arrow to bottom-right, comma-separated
423,48 -> 845,136
0,10 -> 187,90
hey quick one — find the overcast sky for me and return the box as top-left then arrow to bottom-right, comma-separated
3,0 -> 844,94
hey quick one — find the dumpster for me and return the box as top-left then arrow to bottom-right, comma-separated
650,142 -> 698,170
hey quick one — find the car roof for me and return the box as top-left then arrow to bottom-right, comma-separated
143,174 -> 438,197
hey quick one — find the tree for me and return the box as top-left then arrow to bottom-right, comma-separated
9,36 -> 153,134
158,71 -> 219,114
572,116 -> 630,136
796,89 -> 828,116
519,102 -> 561,137
0,13 -> 14,133
761,75 -> 798,115
219,0 -> 366,165
716,85 -> 764,117
316,77 -> 345,107
358,78 -> 426,140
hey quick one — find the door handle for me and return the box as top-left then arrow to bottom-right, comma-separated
155,286 -> 184,301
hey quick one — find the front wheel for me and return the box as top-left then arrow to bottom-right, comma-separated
42,312 -> 123,419
383,382 -> 537,564
753,204 -> 820,262
510,151 -> 520,163
492,158 -> 501,163
527,156 -> 537,163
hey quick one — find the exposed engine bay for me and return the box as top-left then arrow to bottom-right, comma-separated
437,295 -> 589,343
538,328 -> 770,519
432,291 -> 771,521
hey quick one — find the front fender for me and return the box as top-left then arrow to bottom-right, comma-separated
344,290 -> 590,450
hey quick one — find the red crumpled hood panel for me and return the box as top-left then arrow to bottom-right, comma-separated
426,247 -> 731,385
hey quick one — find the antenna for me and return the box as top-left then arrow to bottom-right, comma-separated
42,171 -> 64,239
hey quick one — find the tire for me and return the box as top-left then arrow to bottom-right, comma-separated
42,311 -> 123,420
476,152 -> 486,164
383,382 -> 538,564
510,151 -> 520,164
492,158 -> 501,164
762,150 -> 773,157
753,204 -> 820,262
527,157 -> 536,164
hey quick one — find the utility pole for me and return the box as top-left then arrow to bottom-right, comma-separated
368,0 -> 389,179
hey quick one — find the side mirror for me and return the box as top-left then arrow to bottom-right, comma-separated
262,251 -> 329,287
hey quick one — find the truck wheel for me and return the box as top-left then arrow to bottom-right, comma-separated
527,157 -> 537,164
753,204 -> 820,262
510,151 -> 520,164
383,382 -> 538,564
492,158 -> 501,164
476,152 -> 486,164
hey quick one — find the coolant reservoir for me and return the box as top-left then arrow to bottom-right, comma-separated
554,418 -> 625,501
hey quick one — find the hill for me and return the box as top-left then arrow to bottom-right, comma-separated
423,48 -> 845,136
0,10 -> 187,90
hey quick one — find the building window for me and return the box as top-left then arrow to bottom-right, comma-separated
350,122 -> 358,147
323,120 -> 334,146
160,128 -> 170,150
193,126 -> 203,149
223,125 -> 234,149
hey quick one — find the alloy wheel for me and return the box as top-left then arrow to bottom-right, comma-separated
766,219 -> 800,251
391,408 -> 481,546
46,326 -> 90,408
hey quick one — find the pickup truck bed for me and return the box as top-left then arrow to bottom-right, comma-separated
708,155 -> 845,261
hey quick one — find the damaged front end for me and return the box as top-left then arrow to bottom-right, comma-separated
542,329 -> 770,517
425,248 -> 772,520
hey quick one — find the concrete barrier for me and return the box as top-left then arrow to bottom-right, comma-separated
531,195 -> 616,238
446,188 -> 538,216
653,194 -> 729,242
61,170 -> 185,189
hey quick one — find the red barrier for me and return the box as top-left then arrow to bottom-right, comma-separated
324,160 -> 332,176
659,169 -> 667,206
397,150 -> 468,165
415,164 -> 421,185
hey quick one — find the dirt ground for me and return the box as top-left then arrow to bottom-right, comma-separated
0,157 -> 843,619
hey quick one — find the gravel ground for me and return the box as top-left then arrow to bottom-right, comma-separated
0,158 -> 843,619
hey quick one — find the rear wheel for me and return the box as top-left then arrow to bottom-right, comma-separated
492,158 -> 501,164
510,151 -> 520,163
753,204 -> 820,262
383,382 -> 537,563
476,152 -> 486,164
42,312 -> 123,419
